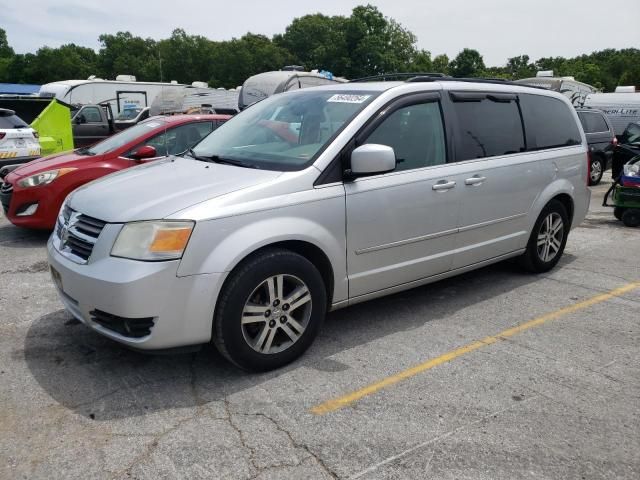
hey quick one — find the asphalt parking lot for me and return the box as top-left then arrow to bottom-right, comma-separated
1,176 -> 638,480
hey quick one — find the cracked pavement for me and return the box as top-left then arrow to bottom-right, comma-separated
1,175 -> 639,479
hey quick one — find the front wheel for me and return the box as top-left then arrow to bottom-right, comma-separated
589,157 -> 604,186
213,249 -> 327,372
519,200 -> 569,273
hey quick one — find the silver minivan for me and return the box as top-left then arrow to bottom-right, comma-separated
47,79 -> 591,371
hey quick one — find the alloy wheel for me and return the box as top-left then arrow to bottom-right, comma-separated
240,274 -> 312,354
590,160 -> 602,183
536,212 -> 564,263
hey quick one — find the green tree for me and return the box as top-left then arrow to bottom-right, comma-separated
275,13 -> 349,74
432,54 -> 449,75
209,34 -> 292,88
98,32 -> 159,81
344,5 -> 418,78
449,48 -> 485,77
410,50 -> 433,72
19,45 -> 98,84
0,28 -> 14,58
505,55 -> 535,79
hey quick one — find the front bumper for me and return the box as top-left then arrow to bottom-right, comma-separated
2,182 -> 65,230
47,235 -> 227,350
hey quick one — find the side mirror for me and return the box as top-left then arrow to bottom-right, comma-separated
349,144 -> 396,176
74,114 -> 86,125
130,145 -> 157,160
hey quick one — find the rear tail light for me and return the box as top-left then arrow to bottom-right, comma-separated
612,136 -> 618,147
587,150 -> 592,186
0,133 -> 5,140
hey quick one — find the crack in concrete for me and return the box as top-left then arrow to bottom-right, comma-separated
225,400 -> 339,479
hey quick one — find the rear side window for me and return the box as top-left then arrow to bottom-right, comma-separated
520,94 -> 582,150
0,114 -> 28,129
578,112 -> 609,133
450,94 -> 525,161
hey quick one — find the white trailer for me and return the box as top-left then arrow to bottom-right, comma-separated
38,76 -> 192,116
583,92 -> 640,136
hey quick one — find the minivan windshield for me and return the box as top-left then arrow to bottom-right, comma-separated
192,90 -> 378,171
80,119 -> 167,156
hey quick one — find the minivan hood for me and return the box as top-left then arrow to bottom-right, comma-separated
68,156 -> 282,222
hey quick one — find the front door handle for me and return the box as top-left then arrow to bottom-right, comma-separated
464,175 -> 486,186
432,180 -> 456,191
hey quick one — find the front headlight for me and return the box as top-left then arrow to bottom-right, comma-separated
18,168 -> 76,188
111,221 -> 195,261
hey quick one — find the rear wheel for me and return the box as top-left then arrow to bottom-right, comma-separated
519,200 -> 569,273
213,248 -> 326,372
589,157 -> 604,186
621,209 -> 640,228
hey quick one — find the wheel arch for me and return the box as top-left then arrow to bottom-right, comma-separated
529,180 -> 577,231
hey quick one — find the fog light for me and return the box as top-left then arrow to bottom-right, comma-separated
16,203 -> 38,216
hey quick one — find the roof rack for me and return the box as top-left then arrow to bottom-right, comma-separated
349,72 -> 448,83
350,73 -> 547,89
407,76 -> 539,88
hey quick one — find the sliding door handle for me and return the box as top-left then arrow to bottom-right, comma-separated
464,175 -> 486,186
432,180 -> 456,191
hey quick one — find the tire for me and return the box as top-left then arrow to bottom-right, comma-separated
621,209 -> 640,228
613,207 -> 625,221
213,248 -> 326,372
588,157 -> 604,186
519,200 -> 569,273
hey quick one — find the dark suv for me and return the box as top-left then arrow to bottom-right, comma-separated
576,108 -> 616,185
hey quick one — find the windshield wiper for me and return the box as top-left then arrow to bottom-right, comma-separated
186,148 -> 212,162
75,147 -> 95,156
187,149 -> 259,169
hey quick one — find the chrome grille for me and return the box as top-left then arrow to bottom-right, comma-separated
54,206 -> 107,264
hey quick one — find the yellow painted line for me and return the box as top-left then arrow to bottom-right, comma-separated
311,281 -> 640,415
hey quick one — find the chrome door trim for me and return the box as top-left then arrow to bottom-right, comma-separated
457,213 -> 527,233
354,227 -> 458,255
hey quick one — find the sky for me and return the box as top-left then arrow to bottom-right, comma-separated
2,0 -> 638,67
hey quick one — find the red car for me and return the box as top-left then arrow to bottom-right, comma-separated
1,114 -> 230,229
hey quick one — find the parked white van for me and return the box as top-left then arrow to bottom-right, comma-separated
47,77 -> 591,371
582,92 -> 640,136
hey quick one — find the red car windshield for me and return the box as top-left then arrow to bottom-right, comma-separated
81,119 -> 168,155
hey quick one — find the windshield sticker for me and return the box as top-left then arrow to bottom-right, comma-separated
327,94 -> 371,104
144,122 -> 162,128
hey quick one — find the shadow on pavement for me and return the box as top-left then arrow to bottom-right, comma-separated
23,255 -> 576,421
0,223 -> 50,248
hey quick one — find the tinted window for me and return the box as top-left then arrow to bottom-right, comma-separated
81,107 -> 102,123
364,102 -> 446,171
86,119 -> 168,155
578,112 -> 609,133
166,122 -> 213,155
520,94 -> 582,150
451,95 -> 525,160
0,113 -> 28,129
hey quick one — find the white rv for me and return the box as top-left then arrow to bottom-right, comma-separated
583,91 -> 640,136
515,71 -> 597,107
38,75 -> 193,116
